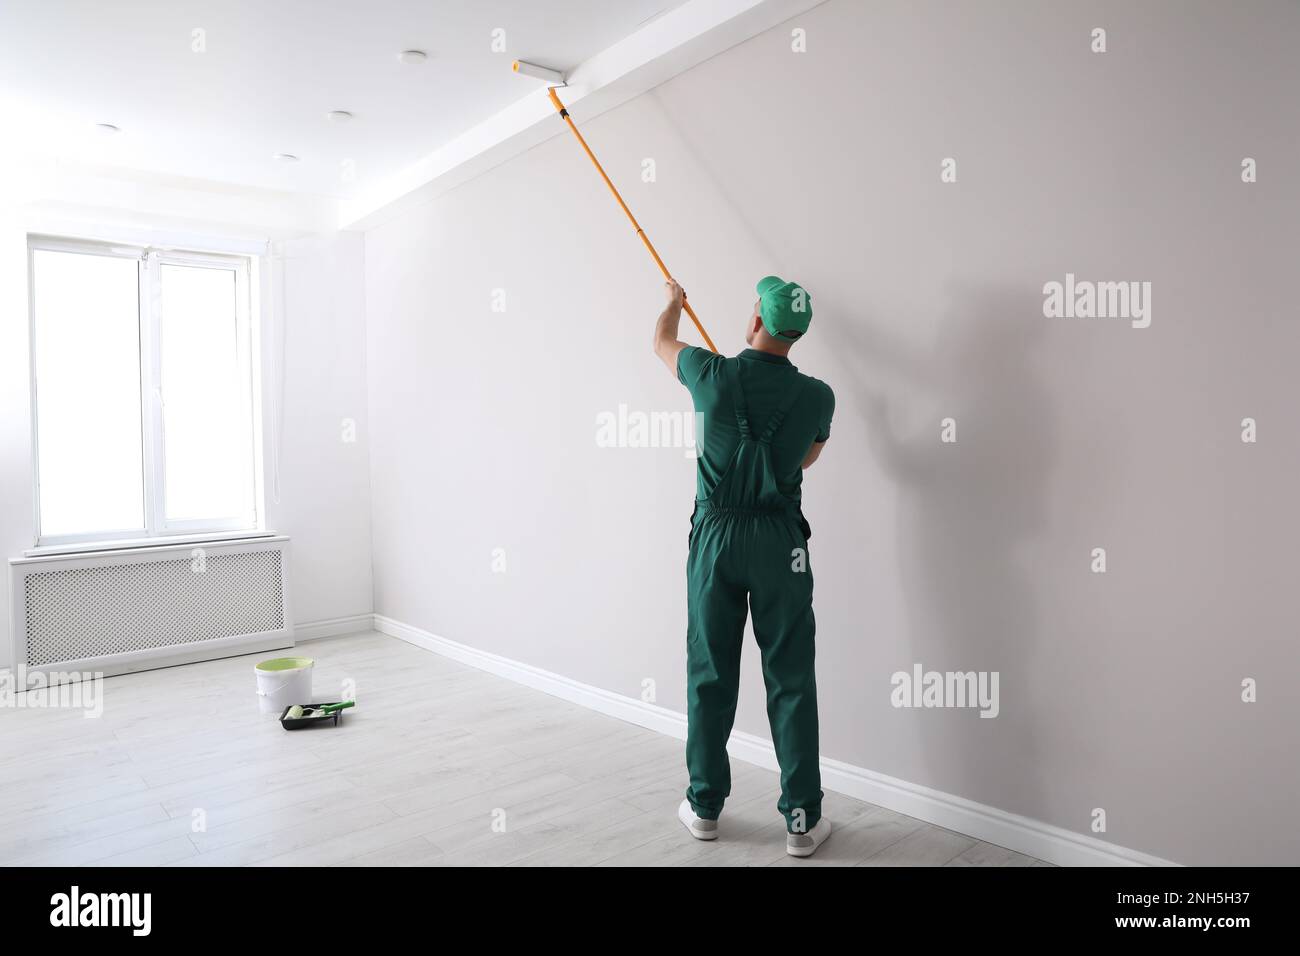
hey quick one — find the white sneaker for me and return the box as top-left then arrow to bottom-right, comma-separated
678,800 -> 719,841
786,817 -> 832,857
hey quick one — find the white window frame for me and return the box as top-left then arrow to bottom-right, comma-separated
28,235 -> 260,548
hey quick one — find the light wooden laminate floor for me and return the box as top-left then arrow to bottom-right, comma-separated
0,632 -> 1048,867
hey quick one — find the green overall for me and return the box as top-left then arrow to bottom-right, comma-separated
683,353 -> 825,833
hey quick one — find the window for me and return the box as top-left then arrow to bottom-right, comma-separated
29,237 -> 258,546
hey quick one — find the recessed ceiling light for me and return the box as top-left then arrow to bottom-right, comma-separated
94,123 -> 121,134
326,110 -> 353,123
397,50 -> 427,65
272,153 -> 300,163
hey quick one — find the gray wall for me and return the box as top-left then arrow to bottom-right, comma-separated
363,0 -> 1300,865
264,234 -> 374,630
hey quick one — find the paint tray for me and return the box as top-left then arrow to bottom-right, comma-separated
279,701 -> 347,730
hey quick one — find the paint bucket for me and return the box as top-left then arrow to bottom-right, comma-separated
254,657 -> 314,715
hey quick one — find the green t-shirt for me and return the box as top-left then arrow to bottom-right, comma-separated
677,346 -> 834,502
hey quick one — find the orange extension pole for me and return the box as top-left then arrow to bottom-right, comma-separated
547,87 -> 718,353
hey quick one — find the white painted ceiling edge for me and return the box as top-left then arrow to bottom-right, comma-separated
0,155 -> 337,243
338,0 -> 828,231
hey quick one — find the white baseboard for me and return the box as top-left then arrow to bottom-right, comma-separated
294,614 -> 376,643
373,614 -> 1179,868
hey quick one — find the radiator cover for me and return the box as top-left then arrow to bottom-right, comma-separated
10,535 -> 293,683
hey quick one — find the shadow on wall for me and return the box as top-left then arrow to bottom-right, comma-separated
834,284 -> 1058,817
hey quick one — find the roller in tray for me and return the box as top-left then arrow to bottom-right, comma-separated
279,700 -> 354,729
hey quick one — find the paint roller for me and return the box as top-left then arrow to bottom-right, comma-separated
511,60 -> 565,84
512,60 -> 718,353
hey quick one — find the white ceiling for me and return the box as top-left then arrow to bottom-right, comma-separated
0,0 -> 682,198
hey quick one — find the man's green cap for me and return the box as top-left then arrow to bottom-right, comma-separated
756,275 -> 813,340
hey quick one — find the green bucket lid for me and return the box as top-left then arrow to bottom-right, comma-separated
255,656 -> 313,672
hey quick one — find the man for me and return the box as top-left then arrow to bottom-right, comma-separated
654,275 -> 835,858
